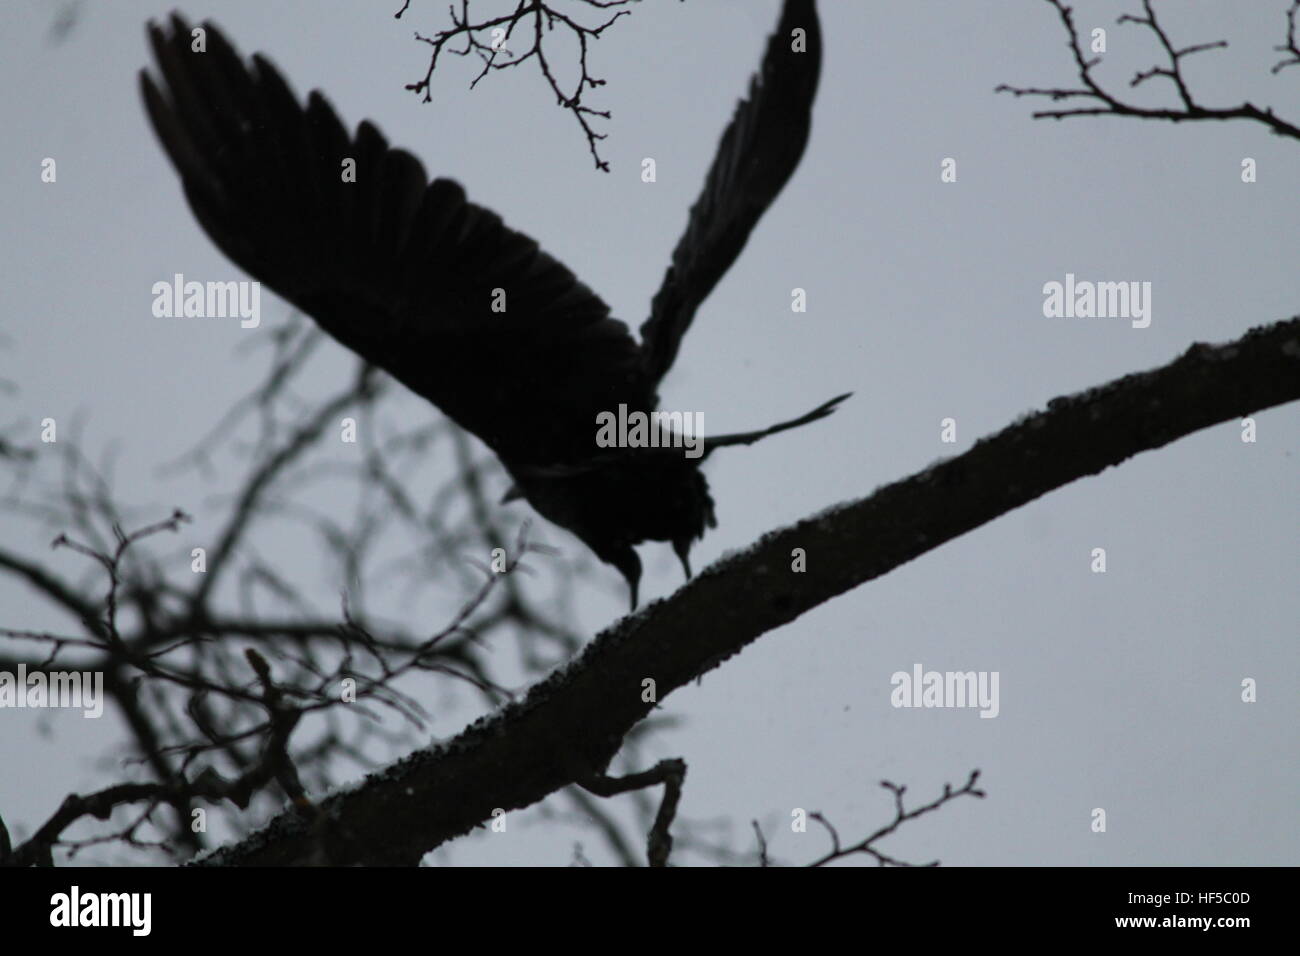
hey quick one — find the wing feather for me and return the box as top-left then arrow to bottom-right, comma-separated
142,15 -> 650,465
639,0 -> 822,387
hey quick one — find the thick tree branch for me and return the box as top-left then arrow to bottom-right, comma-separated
195,317 -> 1300,866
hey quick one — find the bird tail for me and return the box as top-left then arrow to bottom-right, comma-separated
701,392 -> 851,459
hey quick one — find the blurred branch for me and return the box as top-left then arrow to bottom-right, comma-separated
0,305 -> 612,863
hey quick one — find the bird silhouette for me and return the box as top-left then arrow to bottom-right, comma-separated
141,0 -> 845,609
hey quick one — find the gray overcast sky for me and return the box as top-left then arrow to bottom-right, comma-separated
1,0 -> 1296,865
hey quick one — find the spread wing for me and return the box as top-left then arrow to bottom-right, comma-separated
639,0 -> 821,388
141,15 -> 652,466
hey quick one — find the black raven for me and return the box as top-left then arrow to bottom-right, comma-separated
141,0 -> 845,609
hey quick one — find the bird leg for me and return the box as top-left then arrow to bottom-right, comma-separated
672,538 -> 693,581
608,547 -> 642,611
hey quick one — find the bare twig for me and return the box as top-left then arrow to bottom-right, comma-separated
808,771 -> 985,867
996,0 -> 1300,141
398,0 -> 640,171
1273,1 -> 1300,73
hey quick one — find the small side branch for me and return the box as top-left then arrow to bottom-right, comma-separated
580,758 -> 686,867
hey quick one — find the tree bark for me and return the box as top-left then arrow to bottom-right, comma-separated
196,317 -> 1300,866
